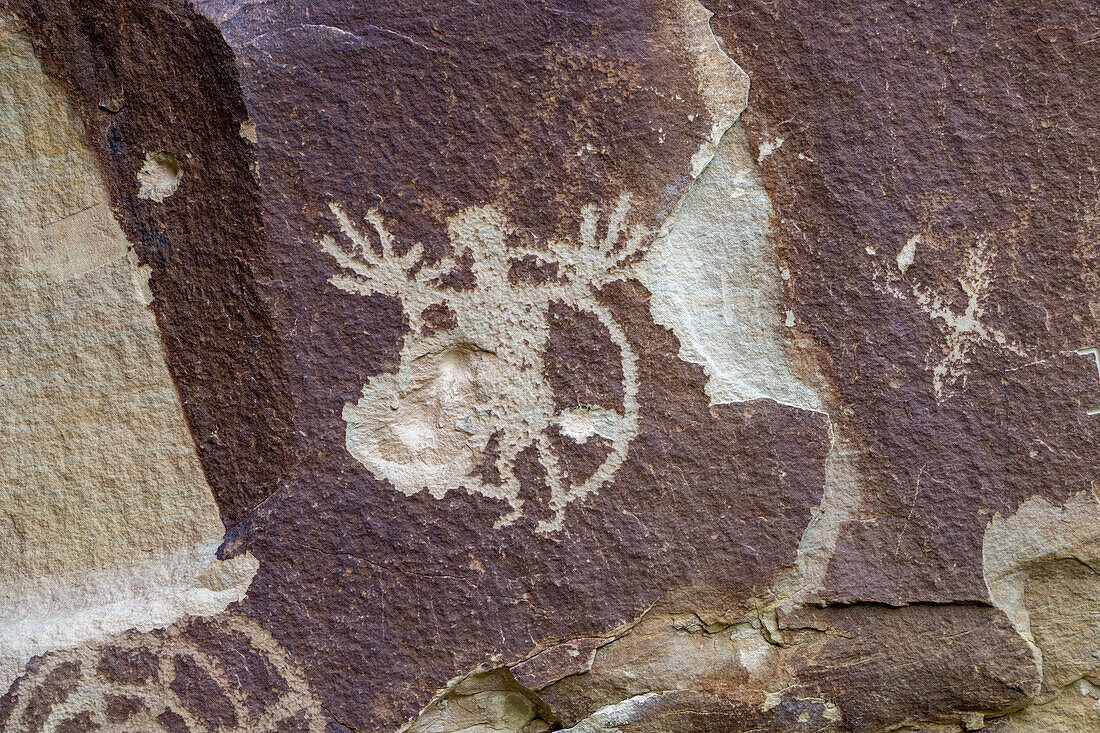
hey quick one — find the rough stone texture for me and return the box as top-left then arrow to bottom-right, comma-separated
1,0 -> 1098,731
0,14 -> 255,690
708,0 -> 1100,606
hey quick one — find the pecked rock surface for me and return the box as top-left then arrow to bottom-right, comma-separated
0,1 -> 1097,731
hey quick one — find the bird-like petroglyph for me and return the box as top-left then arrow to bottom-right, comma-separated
320,196 -> 644,531
877,236 -> 1026,400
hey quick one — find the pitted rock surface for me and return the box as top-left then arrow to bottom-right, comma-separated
1,1 -> 1098,732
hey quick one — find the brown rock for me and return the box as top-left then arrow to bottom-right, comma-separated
1,0 -> 1098,731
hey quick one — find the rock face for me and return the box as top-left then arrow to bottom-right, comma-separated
0,1 -> 1097,731
0,14 -> 255,689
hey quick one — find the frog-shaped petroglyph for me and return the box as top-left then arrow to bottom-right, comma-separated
319,196 -> 645,531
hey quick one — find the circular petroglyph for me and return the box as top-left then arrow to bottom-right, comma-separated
0,615 -> 325,732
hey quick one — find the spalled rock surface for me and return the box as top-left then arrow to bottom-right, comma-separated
0,15 -> 255,690
0,1 -> 1098,732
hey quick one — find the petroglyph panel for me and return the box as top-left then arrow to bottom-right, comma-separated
3,0 -> 1099,731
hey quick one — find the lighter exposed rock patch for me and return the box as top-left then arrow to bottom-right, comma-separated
898,234 -> 919,274
982,488 -> 1100,731
667,1 -> 748,179
136,151 -> 182,202
782,429 -> 864,603
559,693 -> 662,733
239,118 -> 257,143
640,122 -> 825,413
0,544 -> 257,691
0,22 -> 253,688
1077,346 -> 1100,415
401,668 -> 553,733
756,136 -> 784,162
983,488 -> 1100,652
637,109 -> 851,606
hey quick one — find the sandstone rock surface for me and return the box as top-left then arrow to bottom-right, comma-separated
0,1 -> 1097,731
0,14 -> 255,690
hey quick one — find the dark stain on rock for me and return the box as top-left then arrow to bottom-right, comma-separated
510,254 -> 561,287
419,302 -> 458,337
546,427 -> 614,492
785,604 -> 1040,731
156,709 -> 191,733
97,643 -> 158,687
20,660 -> 80,733
55,711 -> 95,733
265,711 -> 314,733
470,430 -> 505,488
182,618 -> 288,718
104,694 -> 146,724
170,656 -> 238,731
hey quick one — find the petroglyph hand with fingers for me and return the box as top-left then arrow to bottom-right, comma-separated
321,203 -> 455,334
536,195 -> 647,290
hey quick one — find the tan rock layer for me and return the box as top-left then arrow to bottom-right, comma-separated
0,18 -> 254,689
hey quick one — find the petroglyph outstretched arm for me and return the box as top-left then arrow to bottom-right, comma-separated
535,194 -> 647,289
320,202 -> 453,329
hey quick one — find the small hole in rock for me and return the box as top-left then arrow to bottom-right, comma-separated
137,151 -> 182,202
